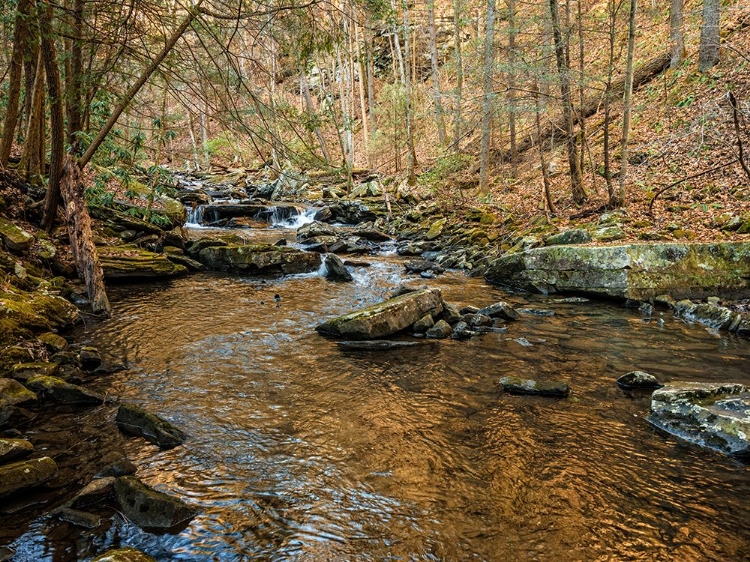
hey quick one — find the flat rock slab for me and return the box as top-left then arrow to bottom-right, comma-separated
648,382 -> 750,457
198,243 -> 321,274
499,376 -> 570,397
116,403 -> 188,449
0,456 -> 57,498
26,375 -> 104,405
486,242 -> 750,300
316,288 -> 443,340
337,340 -> 430,351
0,438 -> 33,463
99,245 -> 187,280
93,548 -> 157,562
114,476 -> 197,531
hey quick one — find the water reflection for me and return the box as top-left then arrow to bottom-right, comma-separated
10,231 -> 750,561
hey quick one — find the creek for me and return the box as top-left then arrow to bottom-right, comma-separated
8,210 -> 750,561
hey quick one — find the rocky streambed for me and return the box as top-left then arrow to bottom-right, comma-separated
2,170 -> 750,560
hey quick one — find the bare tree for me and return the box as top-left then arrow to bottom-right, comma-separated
669,0 -> 684,68
478,0 -> 496,194
698,0 -> 720,72
616,0 -> 638,208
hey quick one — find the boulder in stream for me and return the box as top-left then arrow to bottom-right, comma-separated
26,375 -> 104,405
115,403 -> 188,449
198,243 -> 321,275
316,288 -> 443,340
648,382 -> 750,457
114,476 -> 197,531
499,376 -> 570,397
426,319 -> 452,339
337,340 -> 427,351
477,301 -> 520,320
99,245 -> 187,280
617,371 -> 662,389
0,456 -> 57,498
324,254 -> 353,282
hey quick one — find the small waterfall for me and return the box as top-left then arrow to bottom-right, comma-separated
186,204 -> 205,226
272,206 -> 319,229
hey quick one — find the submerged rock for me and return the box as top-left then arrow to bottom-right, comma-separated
316,288 -> 443,340
405,259 -> 444,275
26,375 -> 104,405
324,254 -> 353,282
617,371 -> 662,389
116,403 -> 188,449
57,507 -> 102,529
114,476 -> 197,531
93,548 -> 157,562
198,243 -> 321,275
0,456 -> 57,498
499,376 -> 570,397
648,383 -> 750,457
337,340 -> 427,351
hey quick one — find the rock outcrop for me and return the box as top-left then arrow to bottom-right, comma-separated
197,243 -> 321,274
485,242 -> 750,300
98,245 -> 187,280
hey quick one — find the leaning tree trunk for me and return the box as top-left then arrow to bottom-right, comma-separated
60,156 -> 111,315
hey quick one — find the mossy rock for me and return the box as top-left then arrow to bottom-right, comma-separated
0,218 -> 34,252
0,287 -> 79,345
98,245 -> 187,280
425,218 -> 447,240
0,346 -> 33,374
10,362 -> 59,381
38,332 -> 68,352
197,244 -> 321,275
93,548 -> 157,562
0,377 -> 37,425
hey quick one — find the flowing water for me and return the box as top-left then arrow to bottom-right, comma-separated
8,219 -> 750,561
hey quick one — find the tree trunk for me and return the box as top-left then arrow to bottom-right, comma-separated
0,0 -> 33,165
40,1 -> 65,229
401,0 -> 417,184
507,0 -> 517,176
428,0 -> 447,145
535,87 -> 555,216
59,156 -> 111,315
478,0 -> 496,194
698,0 -> 720,72
616,0 -> 637,208
300,70 -> 332,162
604,0 -> 618,204
669,0 -> 684,68
452,0 -> 464,151
548,0 -> 586,204
19,51 -> 45,184
66,0 -> 84,150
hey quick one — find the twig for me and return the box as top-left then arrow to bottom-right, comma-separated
647,160 -> 737,215
728,91 -> 750,180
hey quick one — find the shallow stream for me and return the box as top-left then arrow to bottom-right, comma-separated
9,218 -> 750,561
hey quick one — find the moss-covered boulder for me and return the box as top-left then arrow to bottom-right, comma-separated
316,288 -> 444,340
0,286 -> 79,345
426,218 -> 447,240
198,243 -> 321,275
10,362 -> 58,381
0,377 -> 36,424
38,332 -> 68,352
544,228 -> 592,246
0,438 -> 33,463
26,375 -> 104,405
0,218 -> 34,252
98,245 -> 187,280
648,382 -> 750,457
0,456 -> 57,498
485,242 -> 750,300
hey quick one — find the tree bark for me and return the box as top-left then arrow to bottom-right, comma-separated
60,156 -> 111,315
548,0 -> 586,204
478,0 -> 496,194
428,0 -> 447,145
0,0 -> 33,165
40,1 -> 65,228
669,0 -> 684,69
698,0 -> 720,72
616,0 -> 638,208
452,0 -> 464,150
507,0 -> 517,176
19,50 -> 45,183
66,0 -> 84,150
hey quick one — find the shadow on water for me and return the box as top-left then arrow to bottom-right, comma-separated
7,226 -> 750,561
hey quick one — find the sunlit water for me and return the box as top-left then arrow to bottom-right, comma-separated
9,222 -> 750,561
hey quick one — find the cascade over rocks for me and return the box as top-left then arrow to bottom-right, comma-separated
486,242 -> 750,301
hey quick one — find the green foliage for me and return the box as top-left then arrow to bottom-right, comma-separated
418,153 -> 473,191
